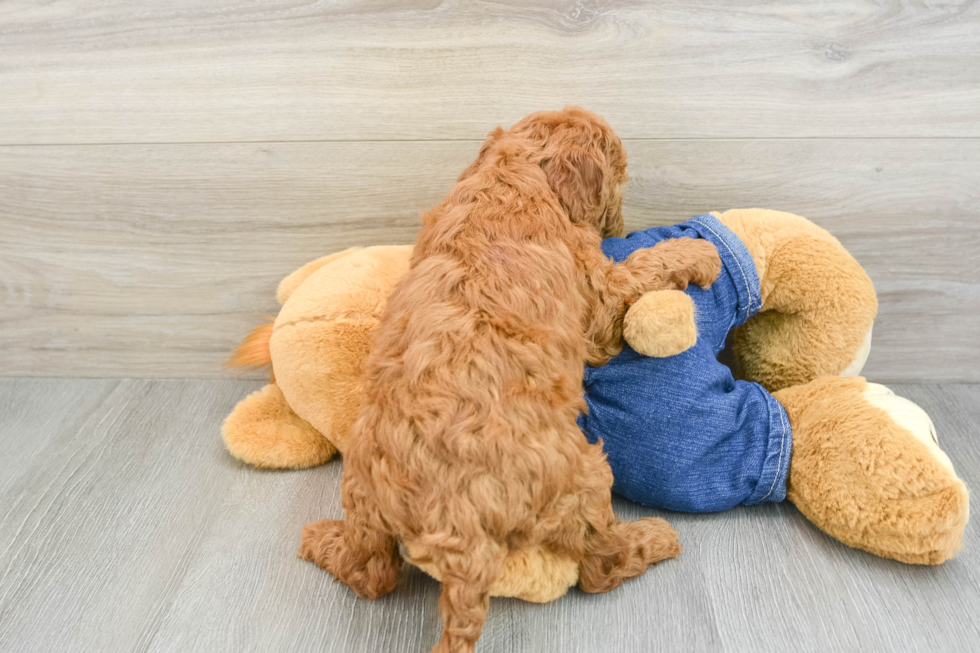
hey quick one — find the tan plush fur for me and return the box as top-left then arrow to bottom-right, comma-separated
409,543 -> 580,604
623,289 -> 698,358
276,247 -> 365,305
221,383 -> 336,468
295,108 -> 720,653
712,209 -> 878,392
775,376 -> 969,564
273,245 -> 413,454
222,245 -> 412,469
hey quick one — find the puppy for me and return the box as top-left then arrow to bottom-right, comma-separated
300,107 -> 721,653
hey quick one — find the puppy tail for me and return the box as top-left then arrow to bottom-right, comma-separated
225,318 -> 275,381
429,538 -> 506,652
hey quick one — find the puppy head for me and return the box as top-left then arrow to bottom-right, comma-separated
512,106 -> 628,238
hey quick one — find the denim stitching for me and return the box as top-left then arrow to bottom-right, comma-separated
694,215 -> 780,501
690,217 -> 756,315
759,398 -> 788,501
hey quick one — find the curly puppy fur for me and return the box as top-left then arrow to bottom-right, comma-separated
299,107 -> 721,653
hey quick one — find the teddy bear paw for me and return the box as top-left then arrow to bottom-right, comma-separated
624,290 -> 698,358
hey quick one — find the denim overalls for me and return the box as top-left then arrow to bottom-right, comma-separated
579,215 -> 792,512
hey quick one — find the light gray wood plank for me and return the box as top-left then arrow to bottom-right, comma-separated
0,140 -> 449,380
143,476 -> 719,653
139,450 -> 443,653
944,385 -> 980,440
2,139 -> 978,381
1,0 -> 979,143
0,378 -> 118,494
0,379 -> 977,652
0,378 -> 259,652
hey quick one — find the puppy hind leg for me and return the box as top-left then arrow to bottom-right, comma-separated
299,513 -> 402,600
578,516 -> 681,594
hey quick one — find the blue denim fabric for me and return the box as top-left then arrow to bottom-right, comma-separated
578,215 -> 792,512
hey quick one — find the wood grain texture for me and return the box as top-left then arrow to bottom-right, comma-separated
0,378 -> 118,494
2,139 -> 978,380
0,379 -> 977,652
1,0 -> 979,143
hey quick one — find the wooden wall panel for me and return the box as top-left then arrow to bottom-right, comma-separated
2,139 -> 977,380
1,0 -> 978,143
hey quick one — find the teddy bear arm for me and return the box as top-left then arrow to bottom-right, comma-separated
734,235 -> 877,391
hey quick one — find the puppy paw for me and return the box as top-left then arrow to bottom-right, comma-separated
630,237 -> 721,291
676,238 -> 722,289
298,518 -> 345,571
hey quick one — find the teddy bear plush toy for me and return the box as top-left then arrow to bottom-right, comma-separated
223,208 -> 969,603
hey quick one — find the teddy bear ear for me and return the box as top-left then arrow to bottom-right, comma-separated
542,146 -> 605,226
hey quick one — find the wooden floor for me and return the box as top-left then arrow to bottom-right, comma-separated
0,378 -> 977,652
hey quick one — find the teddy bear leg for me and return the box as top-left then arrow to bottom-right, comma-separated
775,376 -> 969,564
222,383 -> 337,469
732,234 -> 877,392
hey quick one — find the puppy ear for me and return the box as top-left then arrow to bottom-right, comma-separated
457,126 -> 505,182
543,147 -> 604,225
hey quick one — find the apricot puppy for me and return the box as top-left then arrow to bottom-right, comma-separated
299,107 -> 720,653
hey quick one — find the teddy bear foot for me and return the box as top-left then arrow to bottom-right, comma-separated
775,377 -> 969,565
222,383 -> 337,469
